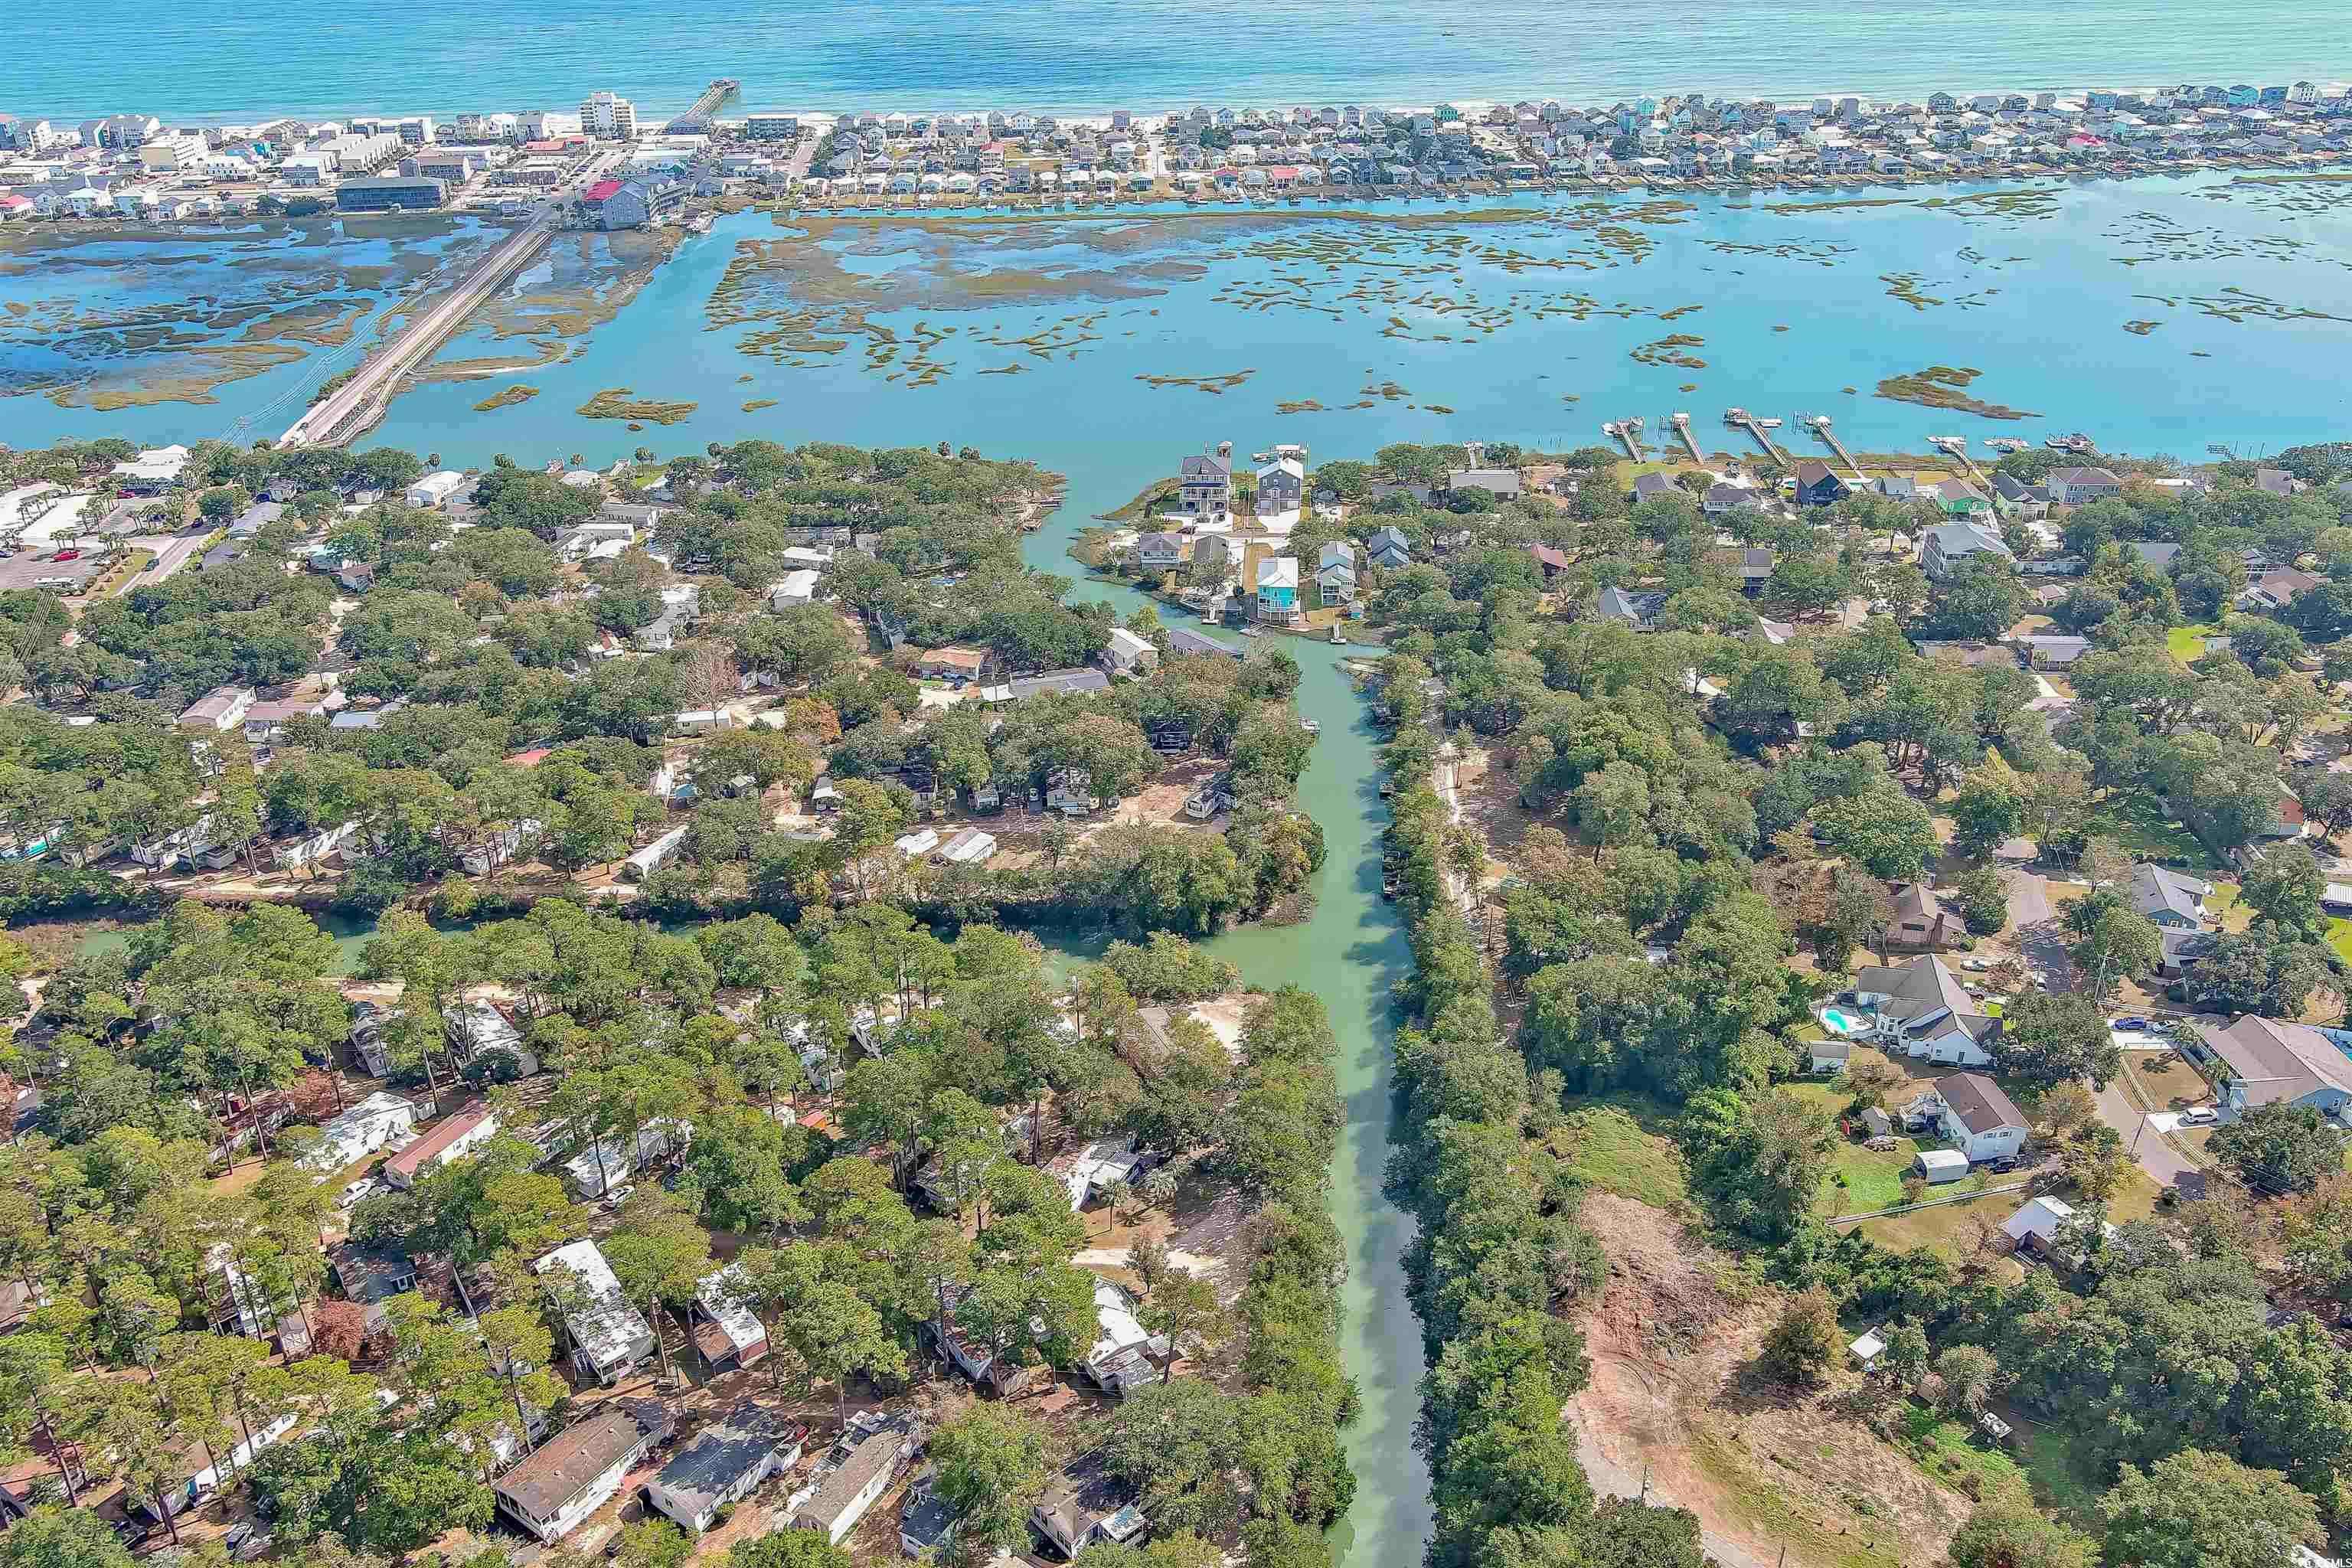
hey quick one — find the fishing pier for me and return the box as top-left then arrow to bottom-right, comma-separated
666,78 -> 741,133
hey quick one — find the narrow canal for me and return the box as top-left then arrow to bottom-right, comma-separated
1018,482 -> 1432,1563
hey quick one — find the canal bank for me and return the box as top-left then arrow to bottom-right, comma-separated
1018,475 -> 1432,1563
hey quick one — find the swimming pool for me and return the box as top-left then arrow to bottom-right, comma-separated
1819,1007 -> 1867,1036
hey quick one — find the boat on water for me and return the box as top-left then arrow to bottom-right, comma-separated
1754,416 -> 1783,429
1329,626 -> 1348,645
1985,438 -> 2028,453
2044,431 -> 2096,452
1300,718 -> 1321,734
1240,625 -> 1264,638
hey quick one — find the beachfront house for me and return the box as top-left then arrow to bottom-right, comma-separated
1178,451 -> 1233,523
1792,460 -> 1849,508
1844,955 -> 2001,1066
1256,556 -> 1301,625
1255,455 -> 1305,513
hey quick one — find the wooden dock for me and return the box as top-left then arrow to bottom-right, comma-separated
1928,436 -> 1994,488
1668,412 -> 1705,465
1604,418 -> 1648,461
1805,416 -> 1867,482
1723,408 -> 1785,463
666,78 -> 741,133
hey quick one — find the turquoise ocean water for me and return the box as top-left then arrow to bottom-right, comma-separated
8,0 -> 2349,123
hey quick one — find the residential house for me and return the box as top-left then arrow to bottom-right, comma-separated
2126,541 -> 2180,570
1631,471 -> 1678,505
533,1240 -> 658,1386
1031,1455 -> 1147,1559
1593,585 -> 1665,631
1992,473 -> 2051,516
299,1091 -> 417,1172
1920,521 -> 2016,580
1449,467 -> 1523,500
793,1423 -> 916,1546
1048,1136 -> 1155,1210
1186,773 -> 1236,819
1102,626 -> 1158,675
1528,543 -> 1571,583
2124,862 -> 2213,929
645,1403 -> 802,1534
1792,460 -> 1849,508
2255,467 -> 2298,498
2002,1194 -> 2115,1265
2047,466 -> 2124,506
1318,540 -> 1358,607
912,646 -> 989,682
326,1240 -> 419,1334
2011,633 -> 2091,669
1923,1072 -> 2030,1161
2241,567 -> 2324,612
560,1117 -> 689,1198
936,827 -> 995,865
2194,1015 -> 2352,1122
1178,452 -> 1233,523
1047,767 -> 1100,815
1847,955 -> 2001,1066
493,1400 -> 675,1543
1736,547 -> 1775,596
381,1099 -> 497,1189
1704,482 -> 1763,517
1135,531 -> 1189,572
2156,927 -> 2219,980
404,471 -> 466,508
1883,882 -> 1967,949
1366,525 -> 1412,570
1255,456 -> 1305,513
178,684 -> 256,731
1004,668 -> 1111,701
769,569 -> 820,608
1256,556 -> 1301,625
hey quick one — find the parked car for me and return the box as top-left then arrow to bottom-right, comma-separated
599,1184 -> 635,1210
338,1176 -> 382,1209
2180,1107 -> 2219,1127
2111,1016 -> 2150,1032
1962,958 -> 1993,972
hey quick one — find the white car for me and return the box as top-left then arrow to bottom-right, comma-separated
599,1184 -> 635,1210
2180,1108 -> 2220,1127
338,1177 -> 383,1209
1961,958 -> 1993,972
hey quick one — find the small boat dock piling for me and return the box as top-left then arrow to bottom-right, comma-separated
1602,416 -> 1648,460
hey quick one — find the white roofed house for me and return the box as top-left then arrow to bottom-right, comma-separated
533,1240 -> 658,1386
560,1117 -> 691,1198
1102,626 -> 1158,676
688,1264 -> 768,1372
792,1419 -> 916,1545
1075,1276 -> 1171,1396
297,1090 -> 418,1174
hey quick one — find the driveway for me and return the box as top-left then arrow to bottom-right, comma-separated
2003,864 -> 2204,1191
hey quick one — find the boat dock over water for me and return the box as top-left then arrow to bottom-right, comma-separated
665,78 -> 741,133
1602,417 -> 1648,460
1804,413 -> 1867,481
1723,407 -> 1786,462
1668,411 -> 1705,464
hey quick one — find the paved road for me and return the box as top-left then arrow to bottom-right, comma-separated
2002,864 -> 2202,1191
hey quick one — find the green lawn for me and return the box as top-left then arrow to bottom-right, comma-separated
2329,916 -> 2352,969
2087,793 -> 2222,871
2167,622 -> 2223,663
1890,1401 -> 2035,1501
1552,1094 -> 1688,1209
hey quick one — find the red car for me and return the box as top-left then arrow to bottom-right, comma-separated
52,549 -> 79,561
